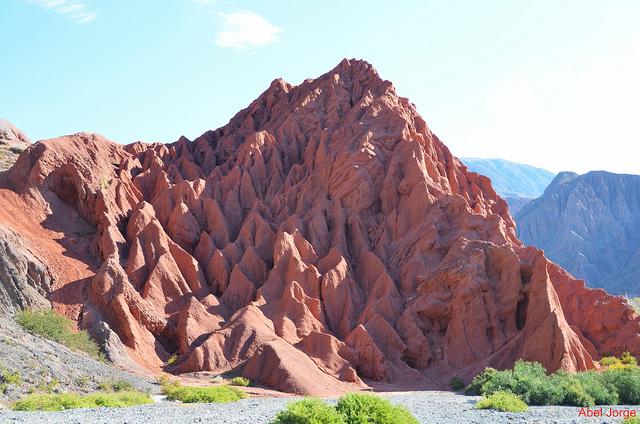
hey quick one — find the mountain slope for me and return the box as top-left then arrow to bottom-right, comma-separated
517,171 -> 640,295
462,158 -> 555,214
0,120 -> 30,171
1,59 -> 638,395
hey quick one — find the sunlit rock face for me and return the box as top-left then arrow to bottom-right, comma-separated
1,59 -> 638,395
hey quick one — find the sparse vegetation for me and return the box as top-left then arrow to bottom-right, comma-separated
98,379 -> 134,393
0,362 -> 23,393
30,378 -> 60,394
15,309 -> 103,359
465,356 -> 640,407
476,391 -> 528,412
230,376 -> 251,387
12,391 -> 152,411
161,380 -> 246,403
272,393 -> 419,424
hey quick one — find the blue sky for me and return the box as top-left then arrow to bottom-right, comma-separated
1,0 -> 639,174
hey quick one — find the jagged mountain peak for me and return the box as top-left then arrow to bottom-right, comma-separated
1,61 -> 639,395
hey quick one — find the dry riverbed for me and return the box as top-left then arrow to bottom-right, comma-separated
2,391 -> 639,424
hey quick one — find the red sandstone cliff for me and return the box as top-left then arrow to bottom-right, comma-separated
0,59 -> 638,395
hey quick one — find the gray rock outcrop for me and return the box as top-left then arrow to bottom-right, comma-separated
0,225 -> 51,314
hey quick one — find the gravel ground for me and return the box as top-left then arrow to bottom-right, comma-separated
1,391 -> 638,424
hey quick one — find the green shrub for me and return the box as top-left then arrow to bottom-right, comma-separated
467,359 -> 640,407
622,352 -> 638,366
624,417 -> 640,423
449,377 -> 464,391
161,381 -> 246,403
574,371 -> 619,405
271,398 -> 345,424
98,379 -> 134,392
9,146 -> 24,155
465,367 -> 497,395
604,368 -> 640,404
560,379 -> 594,407
166,354 -> 178,366
476,391 -> 527,412
12,391 -> 152,411
16,309 -> 103,359
230,377 -> 251,387
601,356 -> 622,366
335,393 -> 419,424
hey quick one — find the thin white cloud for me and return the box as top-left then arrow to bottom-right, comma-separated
28,0 -> 96,24
215,10 -> 282,50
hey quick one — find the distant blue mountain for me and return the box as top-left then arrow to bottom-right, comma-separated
516,171 -> 640,295
461,158 -> 556,214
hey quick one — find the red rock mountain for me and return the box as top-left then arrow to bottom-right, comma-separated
1,59 -> 638,395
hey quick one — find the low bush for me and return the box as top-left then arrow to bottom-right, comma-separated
271,398 -> 345,424
465,367 -> 498,395
335,393 -> 419,424
449,377 -> 464,391
622,352 -> 638,366
476,391 -> 527,412
600,356 -> 621,366
161,381 -> 246,403
573,371 -> 619,405
270,394 -> 419,424
12,391 -> 152,411
230,377 -> 251,387
604,368 -> 640,404
559,378 -> 594,407
16,309 -> 103,359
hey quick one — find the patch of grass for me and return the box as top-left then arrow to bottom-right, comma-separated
450,377 -> 464,391
230,377 -> 251,387
12,391 -> 152,411
98,379 -> 134,392
161,381 -> 246,403
15,309 -> 103,359
8,146 -> 25,155
271,398 -> 346,424
476,391 -> 528,412
30,378 -> 60,394
336,393 -> 419,424
1,370 -> 23,386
